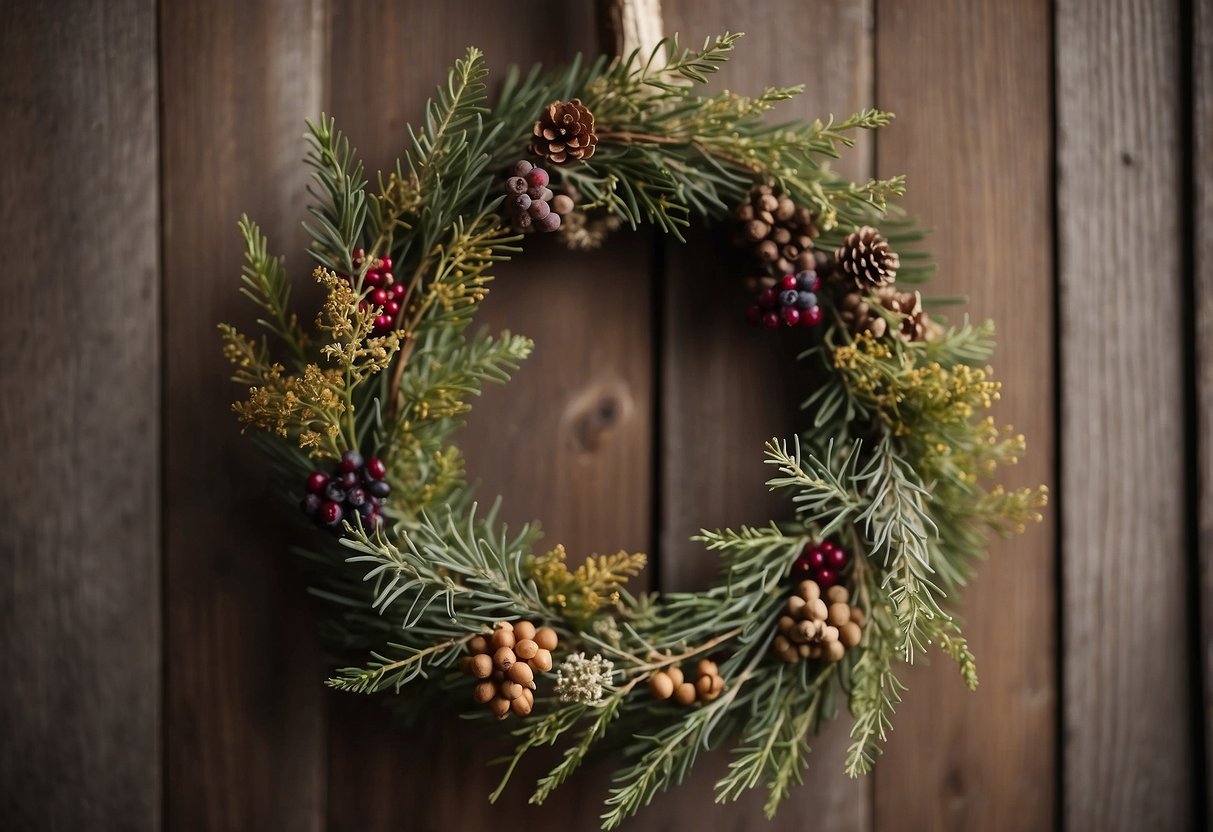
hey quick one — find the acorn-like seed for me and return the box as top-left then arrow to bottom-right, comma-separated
513,621 -> 537,641
530,649 -> 553,672
514,638 -> 539,661
696,659 -> 718,678
826,585 -> 850,605
534,627 -> 559,651
508,662 -> 534,687
773,634 -> 792,655
666,666 -> 684,687
500,680 -> 524,700
511,694 -> 533,716
778,615 -> 795,633
468,635 -> 489,655
825,640 -> 846,662
491,627 -> 516,651
797,580 -> 821,603
489,697 -> 511,719
821,625 -> 839,643
470,653 -> 493,679
696,675 -> 714,697
808,598 -> 829,621
649,671 -> 675,700
494,646 -> 516,671
551,194 -> 574,215
850,607 -> 866,627
827,602 -> 851,627
710,674 -> 724,694
785,595 -> 806,617
472,681 -> 496,704
840,621 -> 862,648
673,682 -> 697,706
790,620 -> 812,644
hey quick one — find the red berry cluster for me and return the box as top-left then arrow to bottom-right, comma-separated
350,248 -> 408,334
746,270 -> 823,330
504,161 -> 574,233
791,539 -> 849,589
301,450 -> 392,534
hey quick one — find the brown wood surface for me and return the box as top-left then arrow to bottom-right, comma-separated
160,1 -> 329,829
873,2 -> 1057,831
0,1 -> 161,829
1057,0 -> 1194,829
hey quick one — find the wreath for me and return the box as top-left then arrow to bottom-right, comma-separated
220,34 -> 1046,829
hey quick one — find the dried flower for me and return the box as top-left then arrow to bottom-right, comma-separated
554,652 -> 615,704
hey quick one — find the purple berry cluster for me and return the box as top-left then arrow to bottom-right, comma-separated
746,270 -> 823,330
791,539 -> 849,589
504,161 -> 574,233
300,450 -> 391,534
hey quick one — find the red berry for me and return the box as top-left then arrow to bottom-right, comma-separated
306,471 -> 330,493
385,300 -> 400,315
374,314 -> 392,330
320,501 -> 343,526
365,271 -> 383,288
390,283 -> 406,299
746,304 -> 762,326
371,288 -> 388,306
792,554 -> 813,576
781,306 -> 801,326
758,288 -> 778,309
826,547 -> 847,569
815,567 -> 838,588
352,247 -> 365,262
526,167 -> 549,188
808,548 -> 826,569
379,257 -> 392,271
761,311 -> 780,330
802,305 -> 823,326
781,274 -> 798,290
366,457 -> 387,480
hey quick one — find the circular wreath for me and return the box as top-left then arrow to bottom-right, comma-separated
221,35 -> 1046,829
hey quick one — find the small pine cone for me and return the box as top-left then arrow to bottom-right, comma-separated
836,226 -> 900,289
531,99 -> 598,164
839,286 -> 938,343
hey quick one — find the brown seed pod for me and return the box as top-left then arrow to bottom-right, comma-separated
530,649 -> 553,673
825,640 -> 846,662
508,661 -> 534,687
534,627 -> 559,652
696,674 -> 714,698
666,666 -> 684,688
808,598 -> 829,622
500,680 -> 525,700
491,627 -> 516,651
511,693 -> 533,716
840,622 -> 863,648
673,682 -> 697,706
826,586 -> 850,605
849,607 -> 866,628
797,580 -> 821,603
472,680 -> 496,704
710,674 -> 724,694
459,656 -> 475,676
773,634 -> 792,656
807,644 -> 822,659
469,653 -> 493,679
821,625 -> 840,644
696,659 -> 718,678
514,638 -> 539,661
513,620 -> 536,641
785,595 -> 806,618
649,671 -> 675,700
777,615 -> 795,634
827,602 -> 851,627
550,194 -> 575,216
468,635 -> 489,655
494,646 -> 516,671
793,620 -> 816,644
489,696 -> 511,719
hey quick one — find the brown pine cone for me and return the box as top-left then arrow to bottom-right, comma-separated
530,99 -> 598,164
839,286 -> 939,342
734,184 -> 820,275
836,226 -> 900,289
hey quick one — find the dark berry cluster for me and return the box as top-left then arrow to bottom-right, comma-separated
300,450 -> 391,534
746,270 -> 823,330
791,539 -> 849,589
349,248 -> 408,334
503,161 -> 574,234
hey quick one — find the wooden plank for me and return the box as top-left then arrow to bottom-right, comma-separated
0,0 -> 161,828
1193,0 -> 1212,820
159,1 -> 329,829
323,3 -> 654,829
1057,0 -> 1193,829
651,2 -> 873,830
874,1 -> 1055,830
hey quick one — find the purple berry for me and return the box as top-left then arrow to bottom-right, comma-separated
528,199 -> 551,220
511,160 -> 534,176
795,270 -> 819,292
538,213 -> 561,232
340,450 -> 364,472
340,470 -> 360,489
779,289 -> 799,308
300,493 -> 323,515
505,176 -> 528,195
347,486 -> 368,507
320,501 -> 343,527
368,479 -> 391,499
325,481 -> 347,503
512,193 -> 532,211
306,471 -> 329,494
526,167 -> 549,188
797,291 -> 817,309
366,458 -> 387,480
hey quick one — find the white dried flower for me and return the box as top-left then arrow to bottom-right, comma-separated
592,616 -> 622,646
554,652 -> 615,704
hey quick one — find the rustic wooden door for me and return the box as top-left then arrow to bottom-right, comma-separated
2,0 -> 1207,829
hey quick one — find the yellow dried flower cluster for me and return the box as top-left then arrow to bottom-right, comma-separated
527,545 -> 647,626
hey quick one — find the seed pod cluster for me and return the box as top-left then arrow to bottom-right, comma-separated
647,659 -> 726,706
503,161 -> 575,234
734,183 -> 819,275
772,580 -> 865,664
460,620 -> 559,720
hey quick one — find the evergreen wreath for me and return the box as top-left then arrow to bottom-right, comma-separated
220,34 -> 1047,828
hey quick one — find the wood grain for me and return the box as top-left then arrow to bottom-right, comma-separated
1193,0 -> 1213,820
159,1 -> 329,829
0,1 -> 160,828
323,3 -> 652,829
1057,0 -> 1193,828
874,1 -> 1056,830
650,2 -> 873,830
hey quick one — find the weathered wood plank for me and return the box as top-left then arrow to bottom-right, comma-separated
1193,0 -> 1212,820
0,1 -> 161,828
1057,0 -> 1193,828
159,1 -> 329,829
874,1 -> 1056,830
652,2 -> 873,830
323,3 -> 652,829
